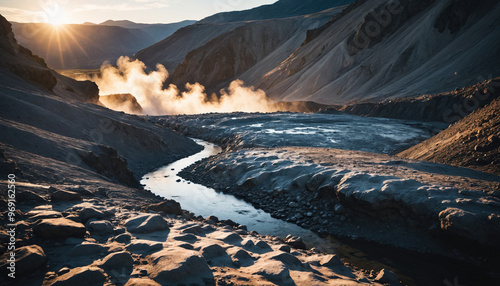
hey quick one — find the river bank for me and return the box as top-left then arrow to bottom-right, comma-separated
179,146 -> 500,285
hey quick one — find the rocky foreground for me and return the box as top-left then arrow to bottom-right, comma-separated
0,184 -> 396,286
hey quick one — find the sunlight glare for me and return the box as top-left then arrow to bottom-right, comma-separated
47,10 -> 69,27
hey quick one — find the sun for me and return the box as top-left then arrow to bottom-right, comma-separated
47,10 -> 69,27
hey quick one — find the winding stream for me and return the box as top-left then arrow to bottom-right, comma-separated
141,139 -> 336,249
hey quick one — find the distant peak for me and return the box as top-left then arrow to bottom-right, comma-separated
100,19 -> 135,25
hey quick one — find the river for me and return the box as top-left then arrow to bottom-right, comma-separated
141,138 -> 491,286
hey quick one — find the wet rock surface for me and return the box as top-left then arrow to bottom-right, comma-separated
180,146 -> 500,259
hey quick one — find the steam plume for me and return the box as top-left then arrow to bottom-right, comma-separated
82,56 -> 277,115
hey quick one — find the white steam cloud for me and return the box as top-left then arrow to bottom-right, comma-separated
84,56 -> 277,115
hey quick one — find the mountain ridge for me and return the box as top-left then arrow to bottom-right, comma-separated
199,0 -> 353,24
10,20 -> 194,69
136,0 -> 500,105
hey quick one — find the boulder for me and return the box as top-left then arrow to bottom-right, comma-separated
69,243 -> 106,256
319,254 -> 343,268
33,218 -> 85,239
220,219 -> 238,228
306,173 -> 326,192
439,208 -> 488,244
241,239 -> 254,248
269,252 -> 303,269
200,244 -> 227,260
86,220 -> 114,234
278,245 -> 291,253
229,248 -> 253,261
144,199 -> 182,215
255,240 -> 272,250
250,260 -> 291,283
284,235 -> 306,249
78,207 -> 107,223
205,216 -> 219,223
181,225 -> 203,235
124,214 -> 169,234
229,248 -> 254,267
126,240 -> 163,254
51,190 -> 82,202
150,248 -> 213,285
216,232 -> 242,243
375,269 -> 400,285
0,245 -> 47,275
98,251 -> 133,271
52,266 -> 107,286
114,232 -> 133,243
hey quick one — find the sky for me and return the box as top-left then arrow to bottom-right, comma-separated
0,0 -> 277,24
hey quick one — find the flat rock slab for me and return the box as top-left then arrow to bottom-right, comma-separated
33,218 -> 86,239
27,210 -> 63,222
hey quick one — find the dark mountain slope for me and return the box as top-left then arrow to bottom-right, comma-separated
398,94 -> 500,176
171,10 -> 338,91
199,0 -> 353,23
135,0 -> 352,76
134,22 -> 244,72
340,77 -> 500,123
257,0 -> 500,104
